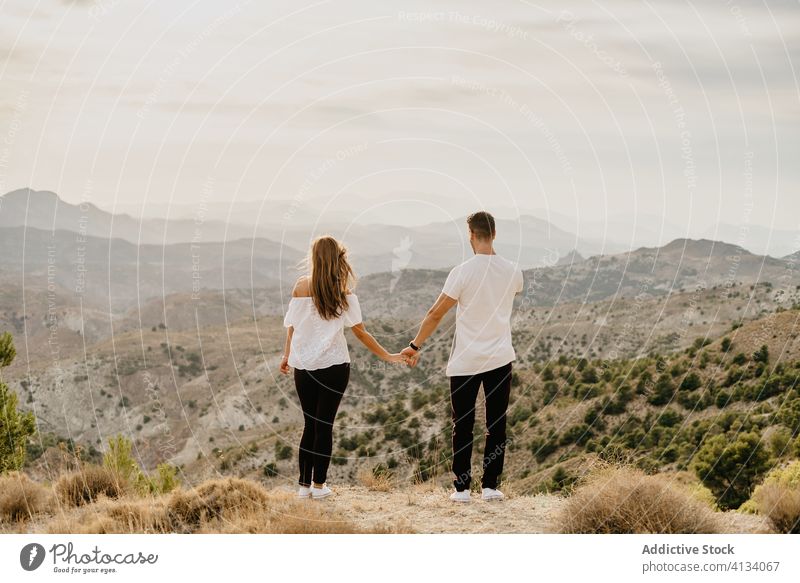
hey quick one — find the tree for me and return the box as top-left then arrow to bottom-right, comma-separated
679,372 -> 702,392
102,434 -> 179,494
692,431 -> 771,510
0,332 -> 36,473
103,433 -> 143,487
753,345 -> 769,364
647,373 -> 675,406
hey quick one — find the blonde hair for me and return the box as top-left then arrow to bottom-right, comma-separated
307,236 -> 356,320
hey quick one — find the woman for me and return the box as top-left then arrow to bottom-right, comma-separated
280,235 -> 406,499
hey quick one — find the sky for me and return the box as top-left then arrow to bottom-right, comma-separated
0,0 -> 798,237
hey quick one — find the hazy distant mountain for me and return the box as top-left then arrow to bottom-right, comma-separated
517,237 -> 797,306
534,210 -> 690,250
99,190 -> 523,228
5,189 -> 796,282
0,188 -> 268,245
555,249 -> 585,267
0,226 -> 303,311
3,188 -> 608,272
280,213 -> 611,274
706,222 -> 800,258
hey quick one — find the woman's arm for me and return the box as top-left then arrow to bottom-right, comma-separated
280,276 -> 307,375
350,323 -> 406,364
280,326 -> 293,374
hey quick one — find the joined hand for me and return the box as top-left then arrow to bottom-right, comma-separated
400,345 -> 420,367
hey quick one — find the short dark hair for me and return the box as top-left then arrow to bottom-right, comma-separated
467,211 -> 495,240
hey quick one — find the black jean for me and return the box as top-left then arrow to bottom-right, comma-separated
293,362 -> 349,487
449,362 -> 513,491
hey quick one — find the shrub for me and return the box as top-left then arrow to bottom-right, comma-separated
0,332 -> 36,473
509,406 -> 532,425
0,472 -> 52,522
530,432 -> 557,462
753,345 -> 769,364
560,424 -> 592,446
547,465 -> 577,493
141,463 -> 180,495
43,477 -> 382,534
647,374 -> 674,406
581,367 -> 599,384
275,442 -> 292,461
557,463 -> 722,533
680,373 -> 702,392
56,465 -> 123,507
358,464 -> 393,492
750,461 -> 800,533
166,477 -> 272,528
102,434 -> 142,488
542,381 -> 559,405
692,431 -> 772,510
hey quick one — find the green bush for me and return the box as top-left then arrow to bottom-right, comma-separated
0,333 -> 36,473
753,345 -> 769,364
680,373 -> 702,392
647,374 -> 675,406
749,461 -> 800,533
275,442 -> 293,461
560,424 -> 592,446
530,432 -> 557,462
692,431 -> 772,510
542,381 -> 559,405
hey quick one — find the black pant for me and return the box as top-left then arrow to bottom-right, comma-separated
449,362 -> 512,491
293,362 -> 349,486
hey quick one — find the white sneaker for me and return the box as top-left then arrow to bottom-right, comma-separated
450,490 -> 471,503
311,484 -> 333,499
481,487 -> 504,501
297,485 -> 312,498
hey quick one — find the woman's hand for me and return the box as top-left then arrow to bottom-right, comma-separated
279,354 -> 291,375
386,352 -> 411,366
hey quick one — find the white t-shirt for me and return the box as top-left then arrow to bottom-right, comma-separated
441,254 -> 523,377
283,294 -> 362,370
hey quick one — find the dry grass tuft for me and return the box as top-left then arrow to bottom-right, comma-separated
357,468 -> 393,492
55,465 -> 124,507
166,477 -> 271,528
751,462 -> 800,533
0,472 -> 53,523
753,484 -> 800,533
40,477 -> 380,534
557,463 -> 723,533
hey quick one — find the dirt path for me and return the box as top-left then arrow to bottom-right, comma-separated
319,485 -> 565,533
295,485 -> 774,534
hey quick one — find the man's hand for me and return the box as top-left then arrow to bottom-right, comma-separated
279,354 -> 291,375
401,345 -> 420,367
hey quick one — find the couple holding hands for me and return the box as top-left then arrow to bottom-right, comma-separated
279,211 -> 523,503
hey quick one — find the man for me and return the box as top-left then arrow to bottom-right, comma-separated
402,211 -> 523,502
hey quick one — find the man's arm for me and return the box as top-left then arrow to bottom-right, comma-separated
401,292 -> 457,365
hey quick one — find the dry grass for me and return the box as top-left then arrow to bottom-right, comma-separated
556,463 -> 723,533
38,477 -> 386,534
357,468 -> 393,492
55,465 -> 125,507
752,484 -> 800,533
0,472 -> 53,523
751,462 -> 800,533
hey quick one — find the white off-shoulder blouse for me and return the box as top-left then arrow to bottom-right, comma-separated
283,294 -> 362,370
